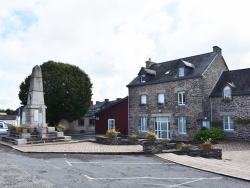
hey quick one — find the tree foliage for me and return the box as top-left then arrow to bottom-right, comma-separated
19,61 -> 92,125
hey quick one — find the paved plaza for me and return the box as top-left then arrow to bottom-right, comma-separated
1,140 -> 250,181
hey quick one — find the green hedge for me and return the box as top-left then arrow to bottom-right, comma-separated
194,127 -> 226,141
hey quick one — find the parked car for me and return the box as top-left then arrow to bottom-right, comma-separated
0,121 -> 11,135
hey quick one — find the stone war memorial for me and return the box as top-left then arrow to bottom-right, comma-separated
2,65 -> 71,145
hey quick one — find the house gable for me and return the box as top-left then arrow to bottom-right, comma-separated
210,68 -> 250,97
127,48 -> 219,87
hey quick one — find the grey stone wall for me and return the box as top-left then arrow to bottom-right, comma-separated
129,77 -> 204,141
211,96 -> 250,140
128,54 -> 228,141
202,55 -> 229,118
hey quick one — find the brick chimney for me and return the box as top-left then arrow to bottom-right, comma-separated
213,46 -> 222,55
146,58 -> 155,68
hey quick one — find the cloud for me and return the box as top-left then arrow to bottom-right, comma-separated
1,0 -> 250,110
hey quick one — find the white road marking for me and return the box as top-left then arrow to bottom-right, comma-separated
66,161 -> 175,166
168,178 -> 204,187
83,175 -> 222,187
65,160 -> 72,166
83,174 -> 222,181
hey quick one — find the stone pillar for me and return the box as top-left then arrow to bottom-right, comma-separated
23,65 -> 47,135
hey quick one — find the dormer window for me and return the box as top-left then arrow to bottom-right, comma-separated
141,75 -> 146,83
178,67 -> 184,77
223,86 -> 231,99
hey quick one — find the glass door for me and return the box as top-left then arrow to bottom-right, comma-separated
154,117 -> 170,139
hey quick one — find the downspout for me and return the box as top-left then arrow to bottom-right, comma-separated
210,97 -> 213,122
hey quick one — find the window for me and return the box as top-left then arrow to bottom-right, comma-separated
0,122 -> 3,128
78,118 -> 85,126
223,86 -> 231,99
178,117 -> 186,134
158,93 -> 164,104
202,120 -> 210,129
108,119 -> 115,130
141,95 -> 147,104
141,117 -> 147,132
178,91 -> 185,105
224,116 -> 234,131
89,119 -> 95,125
141,75 -> 146,83
178,67 -> 184,77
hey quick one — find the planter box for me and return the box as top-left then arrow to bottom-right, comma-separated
163,143 -> 177,150
200,149 -> 222,159
173,149 -> 222,159
143,141 -> 163,154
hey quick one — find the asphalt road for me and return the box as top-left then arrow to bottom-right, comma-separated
0,145 -> 249,188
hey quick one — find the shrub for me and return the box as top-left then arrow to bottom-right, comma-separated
194,127 -> 226,141
176,142 -> 194,151
8,124 -> 16,131
16,125 -> 31,133
106,129 -> 120,136
211,120 -> 223,128
200,126 -> 208,131
57,123 -> 66,131
146,131 -> 157,139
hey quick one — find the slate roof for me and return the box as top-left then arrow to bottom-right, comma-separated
0,115 -> 17,120
95,96 -> 128,115
144,68 -> 156,75
84,100 -> 114,117
210,68 -> 250,97
127,51 -> 218,87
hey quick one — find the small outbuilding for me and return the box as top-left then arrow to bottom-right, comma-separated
95,97 -> 128,135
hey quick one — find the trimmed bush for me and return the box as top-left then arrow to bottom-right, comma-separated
194,127 -> 226,141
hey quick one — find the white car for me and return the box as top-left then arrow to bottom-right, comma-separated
0,121 -> 10,135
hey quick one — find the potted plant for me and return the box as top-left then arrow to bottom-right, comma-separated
106,129 -> 120,139
57,124 -> 66,132
176,142 -> 194,151
201,138 -> 212,149
16,125 -> 31,133
146,131 -> 157,141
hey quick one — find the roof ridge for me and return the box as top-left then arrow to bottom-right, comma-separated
227,67 -> 250,72
157,51 -> 215,65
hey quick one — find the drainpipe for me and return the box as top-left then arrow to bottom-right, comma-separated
210,97 -> 213,122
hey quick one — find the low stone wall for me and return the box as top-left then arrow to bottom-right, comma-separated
142,141 -> 163,154
173,149 -> 222,159
95,136 -> 139,145
163,143 -> 177,150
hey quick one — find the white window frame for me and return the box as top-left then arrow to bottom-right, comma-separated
158,93 -> 164,104
223,116 -> 234,131
178,91 -> 185,105
178,67 -> 184,77
223,86 -> 231,99
141,95 -> 147,104
108,119 -> 115,130
202,120 -> 210,129
178,117 -> 186,134
141,117 -> 147,132
141,75 -> 146,83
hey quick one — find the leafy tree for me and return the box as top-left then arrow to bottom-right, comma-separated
19,61 -> 92,126
5,109 -> 14,115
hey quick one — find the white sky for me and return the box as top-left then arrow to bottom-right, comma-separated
1,0 -> 250,110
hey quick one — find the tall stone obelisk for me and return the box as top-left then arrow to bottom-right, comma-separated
23,65 -> 47,138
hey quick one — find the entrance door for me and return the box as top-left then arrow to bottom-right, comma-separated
154,117 -> 170,139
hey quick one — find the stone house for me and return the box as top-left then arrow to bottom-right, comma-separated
210,68 -> 250,140
127,46 -> 228,141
